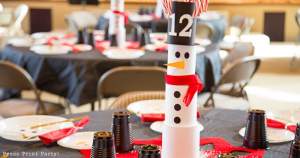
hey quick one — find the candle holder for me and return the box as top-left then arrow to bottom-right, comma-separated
91,131 -> 116,158
112,111 -> 133,153
138,145 -> 161,158
243,109 -> 269,149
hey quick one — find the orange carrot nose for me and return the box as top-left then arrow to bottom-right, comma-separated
164,60 -> 185,69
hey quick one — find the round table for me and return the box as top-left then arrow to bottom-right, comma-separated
0,44 -> 221,105
0,109 -> 291,157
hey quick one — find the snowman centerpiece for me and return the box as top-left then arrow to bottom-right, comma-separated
162,0 -> 208,158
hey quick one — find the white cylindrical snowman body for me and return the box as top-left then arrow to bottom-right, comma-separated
109,0 -> 126,48
162,2 -> 200,158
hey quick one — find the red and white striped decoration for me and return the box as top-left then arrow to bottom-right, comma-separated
162,0 -> 208,17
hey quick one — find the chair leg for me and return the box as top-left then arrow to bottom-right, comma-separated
91,102 -> 95,111
64,100 -> 72,114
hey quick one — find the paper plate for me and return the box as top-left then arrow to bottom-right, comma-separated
127,99 -> 165,117
8,37 -> 33,47
74,44 -> 93,52
30,45 -> 72,55
239,127 -> 295,144
58,131 -> 95,150
0,115 -> 73,142
103,48 -> 145,59
150,121 -> 204,133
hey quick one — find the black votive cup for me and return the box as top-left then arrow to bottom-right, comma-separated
217,153 -> 238,158
138,145 -> 161,158
289,140 -> 300,158
77,29 -> 84,44
295,123 -> 300,141
243,109 -> 269,149
112,111 -> 133,153
91,131 -> 116,158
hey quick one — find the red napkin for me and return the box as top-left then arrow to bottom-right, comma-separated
155,45 -> 167,52
141,112 -> 201,122
61,42 -> 81,53
267,118 -> 296,133
39,116 -> 90,145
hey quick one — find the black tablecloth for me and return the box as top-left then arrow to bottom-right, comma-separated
0,109 -> 290,158
0,45 -> 221,105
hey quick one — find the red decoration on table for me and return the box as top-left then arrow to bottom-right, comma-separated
80,136 -> 265,158
154,45 -> 167,52
165,74 -> 203,106
112,10 -> 129,25
39,116 -> 90,145
267,118 -> 296,133
141,112 -> 200,122
95,41 -> 141,53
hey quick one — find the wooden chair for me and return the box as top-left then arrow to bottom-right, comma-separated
107,91 -> 164,110
97,66 -> 166,110
202,57 -> 261,110
0,61 -> 71,118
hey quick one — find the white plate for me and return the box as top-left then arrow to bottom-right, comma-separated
144,43 -> 167,52
8,37 -> 33,47
150,121 -> 204,133
103,48 -> 145,59
58,131 -> 95,150
127,99 -> 165,117
239,127 -> 295,143
0,115 -> 73,142
267,110 -> 300,124
74,44 -> 93,52
30,45 -> 72,55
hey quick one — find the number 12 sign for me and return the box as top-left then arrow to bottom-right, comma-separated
167,2 -> 196,46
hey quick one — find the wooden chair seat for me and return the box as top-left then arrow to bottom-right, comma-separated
108,91 -> 165,110
0,99 -> 65,118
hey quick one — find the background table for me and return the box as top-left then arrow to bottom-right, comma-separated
0,109 -> 290,158
0,45 -> 221,105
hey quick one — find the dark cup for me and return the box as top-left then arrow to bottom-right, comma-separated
243,109 -> 269,149
112,111 -> 133,153
138,145 -> 161,158
289,140 -> 300,158
295,123 -> 300,141
91,131 -> 116,158
217,153 -> 238,158
77,29 -> 84,44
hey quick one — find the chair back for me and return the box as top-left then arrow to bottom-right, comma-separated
0,61 -> 36,90
8,4 -> 28,36
296,9 -> 300,28
196,23 -> 215,41
223,42 -> 254,68
0,3 -> 3,12
98,66 -> 166,99
220,57 -> 260,85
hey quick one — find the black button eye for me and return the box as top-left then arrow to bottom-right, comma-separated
184,52 -> 190,59
174,91 -> 181,98
175,52 -> 180,58
174,117 -> 181,124
174,104 -> 181,111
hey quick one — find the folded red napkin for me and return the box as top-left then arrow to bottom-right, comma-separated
267,118 -> 296,133
39,116 -> 90,145
141,112 -> 200,122
126,42 -> 140,49
154,45 -> 167,52
61,42 -> 81,53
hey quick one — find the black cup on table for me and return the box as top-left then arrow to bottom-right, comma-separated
289,140 -> 300,158
243,109 -> 269,149
91,131 -> 116,158
295,123 -> 300,141
112,111 -> 133,153
138,145 -> 161,158
77,29 -> 84,44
